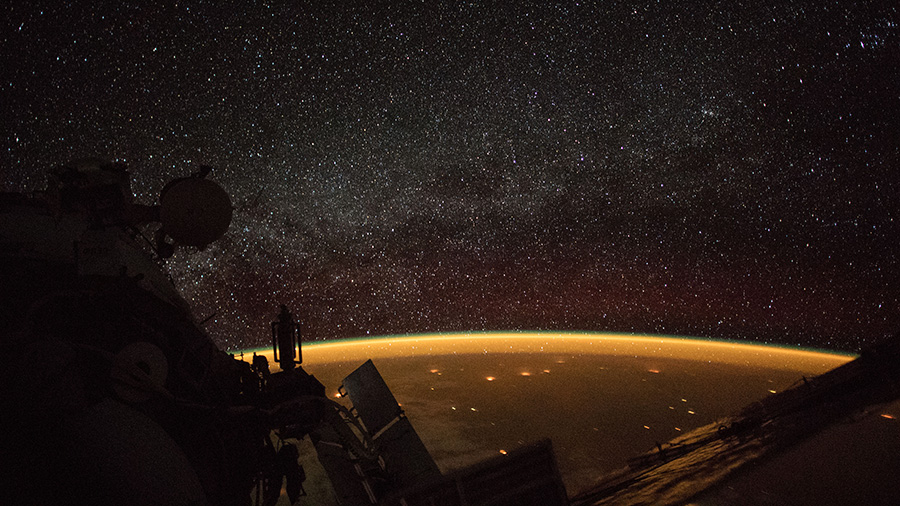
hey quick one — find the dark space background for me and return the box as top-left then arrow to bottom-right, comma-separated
3,1 -> 898,352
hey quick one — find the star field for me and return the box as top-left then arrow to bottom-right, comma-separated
3,2 -> 899,351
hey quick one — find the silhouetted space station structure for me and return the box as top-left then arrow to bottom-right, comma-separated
0,160 -> 567,506
4,160 -> 900,506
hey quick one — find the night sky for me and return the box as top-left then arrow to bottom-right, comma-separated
3,2 -> 898,352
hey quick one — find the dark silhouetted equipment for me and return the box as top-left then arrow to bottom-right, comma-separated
159,171 -> 233,249
340,359 -> 404,435
390,439 -> 569,506
339,360 -> 441,488
272,304 -> 301,369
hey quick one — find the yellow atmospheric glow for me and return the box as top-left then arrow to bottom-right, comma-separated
234,332 -> 855,375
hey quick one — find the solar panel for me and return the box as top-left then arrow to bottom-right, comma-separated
341,359 -> 403,434
394,439 -> 567,506
375,416 -> 442,488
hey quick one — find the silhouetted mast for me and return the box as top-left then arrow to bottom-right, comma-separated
272,304 -> 301,370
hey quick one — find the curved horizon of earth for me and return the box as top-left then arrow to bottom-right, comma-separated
238,331 -> 856,375
237,333 -> 892,504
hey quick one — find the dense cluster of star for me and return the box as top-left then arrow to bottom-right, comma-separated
3,2 -> 898,352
